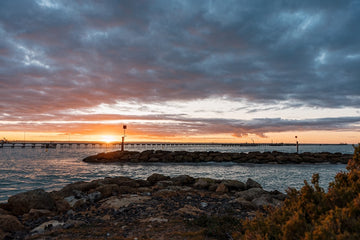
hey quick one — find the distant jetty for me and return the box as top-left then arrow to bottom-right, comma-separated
0,141 -> 297,149
83,150 -> 352,164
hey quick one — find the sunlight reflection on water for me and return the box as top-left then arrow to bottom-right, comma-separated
0,145 -> 351,202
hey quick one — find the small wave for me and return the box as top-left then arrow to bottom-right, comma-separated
0,147 -> 349,202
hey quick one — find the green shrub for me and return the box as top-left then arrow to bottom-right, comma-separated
191,214 -> 242,240
240,145 -> 360,240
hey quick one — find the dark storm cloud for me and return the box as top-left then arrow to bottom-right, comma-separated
1,113 -> 359,139
0,0 -> 359,136
167,116 -> 360,138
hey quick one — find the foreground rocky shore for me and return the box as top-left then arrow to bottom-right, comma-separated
83,150 -> 352,164
0,174 -> 286,239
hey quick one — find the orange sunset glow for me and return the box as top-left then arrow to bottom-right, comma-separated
0,1 -> 359,144
100,135 -> 118,143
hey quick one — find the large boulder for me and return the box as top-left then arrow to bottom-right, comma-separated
0,214 -> 24,232
193,178 -> 219,190
176,204 -> 204,217
246,178 -> 262,189
55,181 -> 99,198
23,209 -> 55,222
221,180 -> 246,191
99,195 -> 150,209
193,178 -> 211,189
236,188 -> 268,201
216,183 -> 228,193
8,189 -> 56,215
171,175 -> 195,185
0,208 -> 9,215
95,184 -> 121,198
100,176 -> 140,187
251,193 -> 285,208
147,174 -> 170,184
252,195 -> 274,208
139,150 -> 154,161
30,220 -> 64,234
83,151 -> 138,163
230,198 -> 257,210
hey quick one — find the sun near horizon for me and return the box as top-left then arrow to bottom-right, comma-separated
1,129 -> 359,145
99,135 -> 118,143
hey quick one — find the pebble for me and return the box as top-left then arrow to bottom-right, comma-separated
200,202 -> 208,208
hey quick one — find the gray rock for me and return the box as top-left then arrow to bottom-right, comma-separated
147,173 -> 170,184
56,181 -> 99,198
193,178 -> 210,189
156,180 -> 174,188
177,204 -> 204,216
31,220 -> 64,234
246,178 -> 262,189
171,175 -> 195,185
66,209 -> 75,215
209,183 -> 219,192
64,195 -> 87,208
216,183 -> 228,193
269,190 -> 287,201
64,196 -> 77,208
230,198 -> 257,210
200,202 -> 208,208
99,195 -> 151,209
0,214 -> 24,232
73,190 -> 85,199
221,180 -> 246,191
23,209 -> 55,221
8,189 -> 56,215
95,184 -> 120,198
87,191 -> 102,202
236,188 -> 267,201
251,195 -> 274,208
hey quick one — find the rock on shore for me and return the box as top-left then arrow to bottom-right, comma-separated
0,174 -> 286,239
83,150 -> 352,164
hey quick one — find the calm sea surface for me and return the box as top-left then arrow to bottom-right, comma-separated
0,144 -> 355,202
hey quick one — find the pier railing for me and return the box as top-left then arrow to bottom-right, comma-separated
0,141 -> 297,149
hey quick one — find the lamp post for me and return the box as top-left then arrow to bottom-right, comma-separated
295,136 -> 299,153
121,125 -> 127,151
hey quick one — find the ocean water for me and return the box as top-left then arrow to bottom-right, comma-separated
0,144 -> 355,202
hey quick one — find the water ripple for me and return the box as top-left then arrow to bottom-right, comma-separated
0,146 -> 349,202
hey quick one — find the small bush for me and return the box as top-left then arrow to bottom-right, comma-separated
240,145 -> 360,240
191,214 -> 242,240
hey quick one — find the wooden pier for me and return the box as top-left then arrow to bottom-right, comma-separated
0,141 -> 121,149
0,141 -> 296,149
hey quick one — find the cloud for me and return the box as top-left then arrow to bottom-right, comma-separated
0,0 -> 359,139
1,111 -> 359,140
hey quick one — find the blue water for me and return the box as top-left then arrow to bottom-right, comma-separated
0,144 -> 355,202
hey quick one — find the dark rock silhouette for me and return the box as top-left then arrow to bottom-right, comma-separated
83,150 -> 351,164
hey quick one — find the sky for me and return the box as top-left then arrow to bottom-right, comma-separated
0,0 -> 360,143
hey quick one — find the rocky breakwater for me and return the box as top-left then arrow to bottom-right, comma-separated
0,174 -> 286,239
83,150 -> 352,164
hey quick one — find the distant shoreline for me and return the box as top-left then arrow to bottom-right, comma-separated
83,150 -> 352,164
